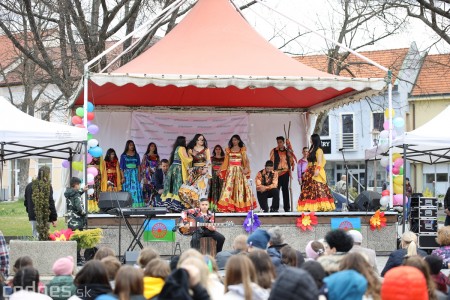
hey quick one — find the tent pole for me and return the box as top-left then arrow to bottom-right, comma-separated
387,71 -> 394,209
402,145 -> 407,234
364,160 -> 368,191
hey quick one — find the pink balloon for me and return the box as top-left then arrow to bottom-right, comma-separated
392,167 -> 399,175
87,167 -> 98,177
383,120 -> 392,130
394,158 -> 404,167
87,153 -> 93,164
71,116 -> 82,125
393,194 -> 408,206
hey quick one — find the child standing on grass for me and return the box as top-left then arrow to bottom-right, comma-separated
65,177 -> 88,265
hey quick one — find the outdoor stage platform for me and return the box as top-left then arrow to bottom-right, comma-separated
87,211 -> 398,257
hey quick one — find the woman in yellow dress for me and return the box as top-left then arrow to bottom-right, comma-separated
217,135 -> 256,212
298,134 -> 335,212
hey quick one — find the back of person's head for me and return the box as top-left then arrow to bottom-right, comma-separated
114,265 -> 144,298
381,266 -> 428,300
37,166 -> 51,181
401,232 -> 418,256
137,247 -> 160,268
225,254 -> 257,299
233,234 -> 248,252
12,266 -> 39,292
13,256 -> 33,273
267,227 -> 285,246
324,270 -> 368,300
52,256 -> 74,276
74,260 -> 110,286
403,255 -> 436,300
325,229 -> 354,253
177,248 -> 203,267
101,256 -> 121,281
179,257 -> 209,288
347,230 -> 363,245
94,247 -> 116,260
247,229 -> 270,250
424,255 -> 443,275
300,260 -> 326,289
248,249 -> 276,289
144,258 -> 170,279
436,226 -> 450,246
280,245 -> 297,267
305,240 -> 325,260
269,267 -> 319,300
70,177 -> 81,188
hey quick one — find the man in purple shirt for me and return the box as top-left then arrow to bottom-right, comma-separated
297,147 -> 308,188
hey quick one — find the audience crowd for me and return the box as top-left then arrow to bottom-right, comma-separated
1,227 -> 450,300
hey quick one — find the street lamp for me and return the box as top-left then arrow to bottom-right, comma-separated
371,129 -> 380,192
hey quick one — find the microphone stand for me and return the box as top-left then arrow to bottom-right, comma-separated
109,182 -> 125,263
339,149 -> 350,210
248,179 -> 254,233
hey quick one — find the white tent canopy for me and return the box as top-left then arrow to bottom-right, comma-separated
0,96 -> 87,162
365,105 -> 450,164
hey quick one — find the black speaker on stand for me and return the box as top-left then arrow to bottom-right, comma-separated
354,191 -> 381,212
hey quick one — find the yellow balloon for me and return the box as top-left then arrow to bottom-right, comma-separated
392,153 -> 402,162
72,161 -> 83,172
384,108 -> 395,119
393,176 -> 403,185
393,183 -> 403,194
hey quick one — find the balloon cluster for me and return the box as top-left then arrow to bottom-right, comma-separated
378,108 -> 407,209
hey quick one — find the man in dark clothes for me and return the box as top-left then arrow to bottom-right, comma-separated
153,159 -> 169,207
267,226 -> 304,276
444,187 -> 450,226
24,166 -> 57,239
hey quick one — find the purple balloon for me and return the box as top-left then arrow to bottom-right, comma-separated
62,160 -> 70,168
88,124 -> 99,135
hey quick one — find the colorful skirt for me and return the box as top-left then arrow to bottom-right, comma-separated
297,167 -> 335,212
161,164 -> 185,212
208,171 -> 223,210
217,165 -> 256,212
122,168 -> 144,208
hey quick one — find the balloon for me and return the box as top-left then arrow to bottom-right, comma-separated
76,107 -> 84,117
392,167 -> 399,175
393,194 -> 408,206
394,158 -> 404,168
379,138 -> 388,145
87,153 -> 93,164
62,160 -> 70,168
379,130 -> 389,139
386,165 -> 391,173
383,121 -> 391,131
393,183 -> 403,194
399,166 -> 404,175
89,146 -> 103,158
87,112 -> 95,121
87,167 -> 98,177
393,176 -> 403,185
71,116 -> 82,125
87,102 -> 95,112
72,161 -> 83,172
392,153 -> 402,162
384,108 -> 395,119
393,117 -> 405,128
380,196 -> 390,208
87,124 -> 99,135
379,144 -> 389,153
87,139 -> 99,148
87,173 -> 94,183
380,157 -> 389,167
87,188 -> 95,196
87,133 -> 93,140
381,190 -> 390,196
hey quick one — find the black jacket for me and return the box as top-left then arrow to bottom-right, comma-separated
24,182 -> 57,222
153,169 -> 166,191
381,248 -> 428,277
156,268 -> 210,300
444,187 -> 450,210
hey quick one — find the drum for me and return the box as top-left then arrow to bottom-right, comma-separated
178,184 -> 200,208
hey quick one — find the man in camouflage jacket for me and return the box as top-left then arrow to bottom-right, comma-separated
65,177 -> 87,230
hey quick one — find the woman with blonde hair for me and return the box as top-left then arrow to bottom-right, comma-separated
224,254 -> 269,300
340,252 -> 381,300
431,226 -> 450,268
381,231 -> 427,276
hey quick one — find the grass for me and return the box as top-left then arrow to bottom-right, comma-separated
0,199 -> 66,236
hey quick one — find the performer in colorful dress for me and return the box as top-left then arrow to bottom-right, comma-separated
298,134 -> 335,212
217,135 -> 256,212
208,145 -> 225,210
87,156 -> 101,213
100,148 -> 122,192
141,142 -> 160,206
120,140 -> 144,207
162,136 -> 192,212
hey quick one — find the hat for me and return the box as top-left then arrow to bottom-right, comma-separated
381,266 -> 428,300
247,229 -> 270,250
305,241 -> 321,260
269,267 -> 318,300
347,230 -> 363,244
52,256 -> 74,276
324,270 -> 367,300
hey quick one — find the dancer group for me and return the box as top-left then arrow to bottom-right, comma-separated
86,133 -> 336,213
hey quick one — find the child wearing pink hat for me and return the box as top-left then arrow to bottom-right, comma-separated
46,256 -> 76,300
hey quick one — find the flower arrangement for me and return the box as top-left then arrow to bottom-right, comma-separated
296,212 -> 318,231
243,211 -> 261,233
69,228 -> 103,249
370,209 -> 387,231
49,229 -> 74,241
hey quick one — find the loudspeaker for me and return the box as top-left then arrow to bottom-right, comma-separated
418,235 -> 439,249
98,192 -> 132,209
125,251 -> 140,265
354,191 -> 381,211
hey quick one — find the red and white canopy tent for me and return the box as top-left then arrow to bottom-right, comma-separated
70,0 -> 396,206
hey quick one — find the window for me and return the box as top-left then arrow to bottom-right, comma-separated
372,112 -> 384,132
425,174 -> 435,184
319,115 -> 329,136
436,173 -> 447,182
341,113 -> 354,149
37,158 -> 52,171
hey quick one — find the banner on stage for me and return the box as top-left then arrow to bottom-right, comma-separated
331,217 -> 361,231
144,219 -> 176,242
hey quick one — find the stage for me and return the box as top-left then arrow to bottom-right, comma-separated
87,211 -> 399,258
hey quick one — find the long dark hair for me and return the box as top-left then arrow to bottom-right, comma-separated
169,136 -> 186,164
187,134 -> 208,150
144,142 -> 159,156
122,140 -> 136,155
104,148 -> 117,162
307,134 -> 321,163
213,144 -> 225,157
228,134 -> 244,148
